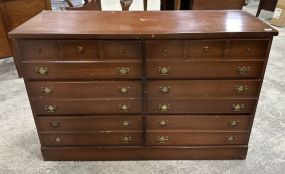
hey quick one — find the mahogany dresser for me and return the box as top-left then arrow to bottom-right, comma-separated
9,10 -> 278,161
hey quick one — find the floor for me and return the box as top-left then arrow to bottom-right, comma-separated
0,1 -> 285,174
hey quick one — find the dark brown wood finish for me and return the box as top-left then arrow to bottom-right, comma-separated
9,11 -> 278,160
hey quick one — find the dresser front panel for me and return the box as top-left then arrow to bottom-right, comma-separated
31,99 -> 142,115
146,60 -> 264,79
147,80 -> 260,98
40,132 -> 143,146
27,81 -> 142,99
147,98 -> 257,114
21,61 -> 142,80
146,115 -> 252,130
37,115 -> 143,132
146,131 -> 249,146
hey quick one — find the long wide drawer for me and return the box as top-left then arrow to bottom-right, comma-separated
40,132 -> 143,146
146,115 -> 251,130
37,116 -> 143,131
147,80 -> 260,98
146,60 -> 264,79
27,81 -> 142,99
31,99 -> 142,115
146,131 -> 249,145
21,61 -> 141,79
147,99 -> 256,114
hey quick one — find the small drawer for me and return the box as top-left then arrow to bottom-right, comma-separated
101,40 -> 141,59
40,132 -> 143,146
27,81 -> 142,99
146,115 -> 251,131
188,40 -> 226,58
228,40 -> 268,58
62,40 -> 100,59
146,60 -> 264,79
18,40 -> 60,59
147,80 -> 260,98
21,61 -> 141,80
145,40 -> 186,58
31,99 -> 142,115
147,99 -> 256,114
146,131 -> 249,145
37,115 -> 143,132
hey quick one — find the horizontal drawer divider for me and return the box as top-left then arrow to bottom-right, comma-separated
146,130 -> 249,133
147,58 -> 266,61
40,131 -> 143,134
31,97 -> 140,101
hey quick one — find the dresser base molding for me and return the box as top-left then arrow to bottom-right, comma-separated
42,146 -> 248,161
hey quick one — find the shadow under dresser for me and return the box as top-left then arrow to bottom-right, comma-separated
9,10 -> 278,160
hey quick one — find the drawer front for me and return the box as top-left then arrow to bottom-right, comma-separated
37,116 -> 143,131
146,60 -> 264,79
146,115 -> 251,130
145,40 -> 186,58
62,40 -> 100,59
147,80 -> 260,98
147,99 -> 256,114
31,99 -> 142,115
27,81 -> 142,99
22,61 -> 141,79
146,131 -> 248,145
40,132 -> 143,146
188,40 -> 226,58
18,40 -> 60,59
228,40 -> 268,58
101,40 -> 141,59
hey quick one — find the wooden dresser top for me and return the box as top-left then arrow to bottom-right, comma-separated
9,10 -> 278,39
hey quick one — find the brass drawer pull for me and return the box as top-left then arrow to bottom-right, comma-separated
52,137 -> 63,144
160,86 -> 171,93
232,104 -> 245,112
35,67 -> 48,75
121,120 -> 131,127
245,47 -> 251,53
237,66 -> 251,76
118,87 -> 130,93
78,46 -> 84,53
226,136 -> 237,143
228,120 -> 239,127
121,136 -> 132,144
118,104 -> 130,112
235,85 -> 247,94
158,120 -> 168,127
44,105 -> 57,113
158,104 -> 171,112
203,46 -> 209,52
157,136 -> 168,143
41,87 -> 53,95
117,67 -> 130,75
36,48 -> 42,53
158,67 -> 171,75
119,48 -> 125,54
50,122 -> 60,128
163,48 -> 168,55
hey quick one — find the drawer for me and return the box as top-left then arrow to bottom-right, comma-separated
145,40 -> 186,58
146,131 -> 249,145
22,61 -> 141,79
40,132 -> 143,146
146,115 -> 251,130
188,40 -> 226,58
146,60 -> 264,79
18,40 -> 60,59
27,81 -> 142,99
101,40 -> 141,59
31,99 -> 142,115
147,99 -> 256,114
228,40 -> 268,58
147,80 -> 260,98
37,116 -> 143,131
61,40 -> 100,59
